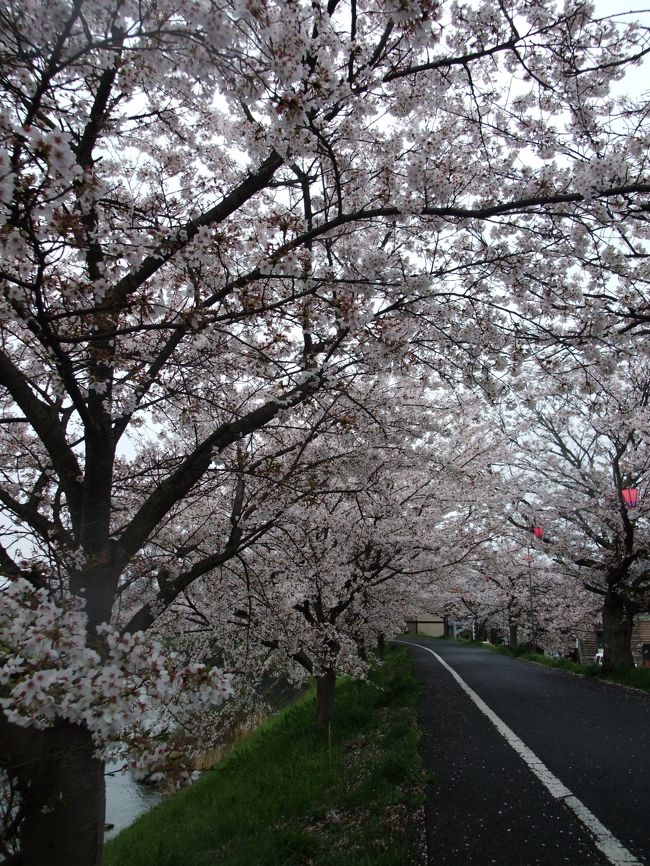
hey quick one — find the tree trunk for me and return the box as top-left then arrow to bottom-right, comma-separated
475,618 -> 487,642
14,720 -> 105,866
315,669 -> 336,729
377,633 -> 385,661
602,590 -> 635,672
508,622 -> 518,648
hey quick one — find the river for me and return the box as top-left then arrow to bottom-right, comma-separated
104,763 -> 163,839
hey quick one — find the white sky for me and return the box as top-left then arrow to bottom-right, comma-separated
593,1 -> 650,96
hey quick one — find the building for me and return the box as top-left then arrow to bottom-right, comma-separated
575,614 -> 650,667
403,612 -> 446,638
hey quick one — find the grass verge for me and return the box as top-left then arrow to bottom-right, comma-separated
491,643 -> 650,693
407,635 -> 650,693
104,646 -> 425,866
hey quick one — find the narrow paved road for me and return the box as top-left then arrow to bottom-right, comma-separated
400,638 -> 650,866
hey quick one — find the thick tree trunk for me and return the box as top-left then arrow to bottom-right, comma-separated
15,720 -> 105,866
315,669 -> 336,729
602,590 -> 635,672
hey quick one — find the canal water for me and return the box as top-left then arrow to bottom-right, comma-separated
104,763 -> 163,839
103,677 -> 305,838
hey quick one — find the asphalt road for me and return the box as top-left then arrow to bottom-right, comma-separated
399,638 -> 650,866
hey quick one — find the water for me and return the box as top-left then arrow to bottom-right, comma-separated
104,763 -> 163,839
102,677 -> 303,839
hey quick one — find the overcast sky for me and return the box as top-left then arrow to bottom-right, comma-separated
593,1 -> 650,96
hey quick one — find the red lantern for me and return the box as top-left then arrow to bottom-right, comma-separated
622,489 -> 639,509
533,526 -> 544,539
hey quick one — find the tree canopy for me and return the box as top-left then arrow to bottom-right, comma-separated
1,1 -> 649,863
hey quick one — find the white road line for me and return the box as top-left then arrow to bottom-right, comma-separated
400,641 -> 644,866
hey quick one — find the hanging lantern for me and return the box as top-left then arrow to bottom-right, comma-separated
622,488 -> 639,509
533,525 -> 544,539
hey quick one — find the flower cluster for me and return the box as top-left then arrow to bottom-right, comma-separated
0,580 -> 232,752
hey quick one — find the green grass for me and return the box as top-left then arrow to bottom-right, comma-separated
587,664 -> 650,691
405,634 -> 650,693
491,643 -> 650,692
492,643 -> 588,673
104,647 -> 425,866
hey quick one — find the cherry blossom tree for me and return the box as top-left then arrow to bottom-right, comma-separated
1,0 -> 650,862
217,460 -> 455,726
149,379 -> 497,728
500,356 -> 650,670
434,543 -> 598,650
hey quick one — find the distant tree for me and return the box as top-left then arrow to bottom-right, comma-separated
435,544 -> 598,650
500,357 -> 650,670
153,381 -> 496,728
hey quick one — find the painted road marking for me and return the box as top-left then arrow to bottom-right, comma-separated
401,641 -> 644,866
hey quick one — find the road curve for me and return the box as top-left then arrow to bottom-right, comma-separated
399,638 -> 650,866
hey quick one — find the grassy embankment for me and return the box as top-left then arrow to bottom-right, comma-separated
104,646 -> 425,866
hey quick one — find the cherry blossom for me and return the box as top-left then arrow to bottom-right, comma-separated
0,1 -> 649,863
497,355 -> 650,669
